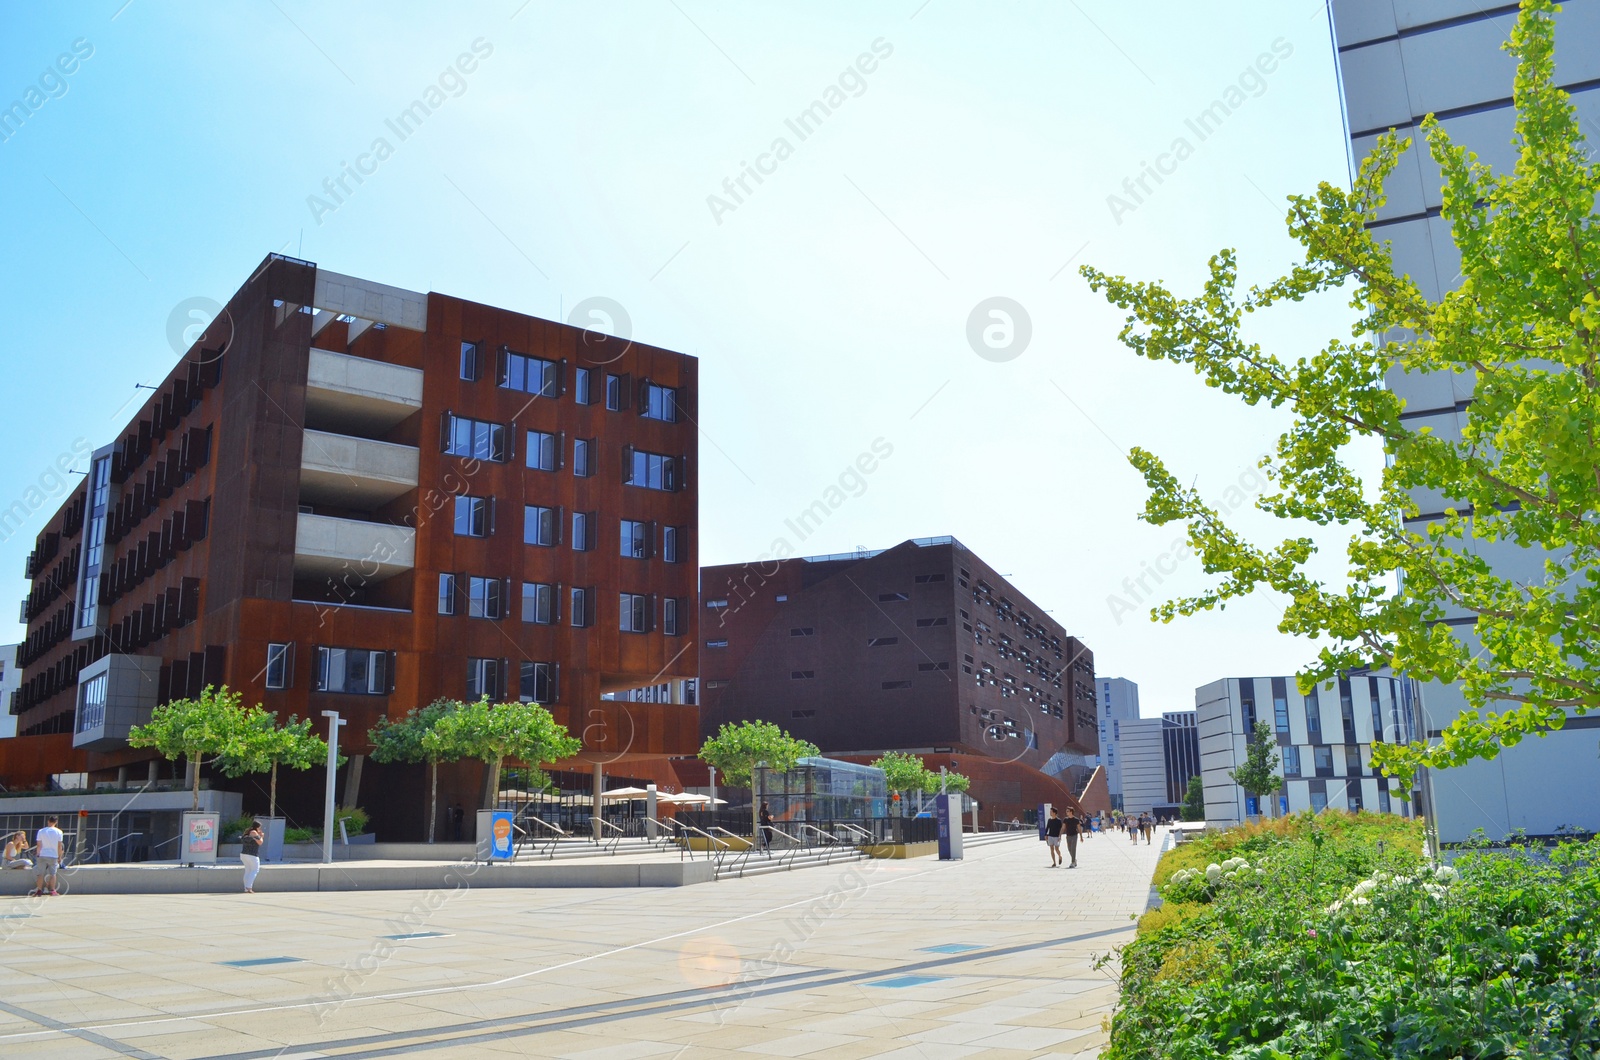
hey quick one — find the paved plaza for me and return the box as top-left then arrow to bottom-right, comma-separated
0,832 -> 1165,1059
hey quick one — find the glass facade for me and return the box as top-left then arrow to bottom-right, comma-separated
759,756 -> 890,823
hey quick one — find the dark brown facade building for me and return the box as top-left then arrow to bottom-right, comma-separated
699,538 -> 1099,823
11,254 -> 698,834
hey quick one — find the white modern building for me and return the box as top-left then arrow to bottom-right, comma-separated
1329,2 -> 1600,842
1196,674 -> 1423,826
1095,677 -> 1199,815
0,644 -> 17,738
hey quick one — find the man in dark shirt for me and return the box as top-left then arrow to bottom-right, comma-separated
1045,808 -> 1066,867
1063,811 -> 1083,868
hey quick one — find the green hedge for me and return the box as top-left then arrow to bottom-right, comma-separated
1106,812 -> 1600,1059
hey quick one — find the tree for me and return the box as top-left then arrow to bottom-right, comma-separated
370,699 -> 461,843
943,770 -> 972,795
425,697 -> 581,811
1229,722 -> 1283,819
1080,0 -> 1599,791
214,709 -> 330,818
872,751 -> 930,813
128,685 -> 248,810
1181,775 -> 1206,822
699,721 -> 819,838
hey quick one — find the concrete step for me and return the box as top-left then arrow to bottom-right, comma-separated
713,847 -> 869,880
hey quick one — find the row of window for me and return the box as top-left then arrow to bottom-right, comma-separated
459,344 -> 680,423
442,413 -> 684,492
266,641 -> 567,704
454,497 -> 686,561
435,578 -> 686,635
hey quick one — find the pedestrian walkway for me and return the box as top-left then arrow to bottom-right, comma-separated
0,828 -> 1168,1059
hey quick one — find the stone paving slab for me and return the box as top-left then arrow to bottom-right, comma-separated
0,828 -> 1169,1058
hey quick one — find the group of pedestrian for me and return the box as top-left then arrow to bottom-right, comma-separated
3,816 -> 65,897
1044,807 -> 1091,868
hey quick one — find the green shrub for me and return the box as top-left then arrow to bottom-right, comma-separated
1107,812 -> 1600,1058
220,816 -> 254,841
283,827 -> 316,843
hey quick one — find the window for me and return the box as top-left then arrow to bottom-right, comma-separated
1345,745 -> 1362,775
454,495 -> 490,537
705,638 -> 728,648
878,592 -> 908,602
915,617 -> 948,627
1305,685 -> 1322,735
661,525 -> 684,563
1272,676 -> 1290,733
775,594 -> 788,602
526,430 -> 558,472
706,599 -> 728,609
1370,677 -> 1385,742
791,709 -> 815,718
1281,745 -> 1301,776
1240,682 -> 1257,734
882,680 -> 911,689
438,573 -> 457,615
468,576 -> 504,619
443,414 -> 508,461
625,449 -> 678,491
641,382 -> 678,422
1339,677 -> 1357,742
315,647 -> 390,695
918,662 -> 950,672
519,661 -> 558,703
525,505 -> 558,547
1314,746 -> 1334,776
459,341 -> 480,381
265,643 -> 292,690
570,586 -> 593,628
522,582 -> 556,624
1310,791 -> 1328,813
620,592 -> 650,633
574,367 -> 595,405
791,671 -> 815,679
1347,789 -> 1363,812
573,437 -> 594,477
914,573 -> 946,583
867,637 -> 899,647
567,510 -> 594,551
1378,786 -> 1391,814
466,657 -> 503,700
789,627 -> 814,637
77,673 -> 108,733
500,350 -> 558,397
662,597 -> 683,635
620,519 -> 650,559
605,373 -> 626,410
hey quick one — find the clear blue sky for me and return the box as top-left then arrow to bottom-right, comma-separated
0,1 -> 1360,716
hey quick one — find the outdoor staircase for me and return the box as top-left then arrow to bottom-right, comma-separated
712,843 -> 871,880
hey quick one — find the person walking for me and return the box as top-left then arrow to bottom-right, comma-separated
1063,811 -> 1082,868
31,816 -> 64,897
758,802 -> 774,853
1126,815 -> 1139,843
4,831 -> 32,870
239,820 -> 264,894
1044,808 -> 1066,867
1140,812 -> 1154,845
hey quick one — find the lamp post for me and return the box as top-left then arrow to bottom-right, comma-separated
321,710 -> 345,865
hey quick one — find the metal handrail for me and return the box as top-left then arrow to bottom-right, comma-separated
648,817 -> 686,859
759,825 -> 804,870
835,822 -> 874,844
795,823 -> 840,849
515,813 -> 569,860
78,831 -> 143,865
676,823 -> 733,864
588,816 -> 625,855
709,826 -> 754,873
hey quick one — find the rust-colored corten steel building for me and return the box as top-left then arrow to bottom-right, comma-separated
12,254 -> 698,834
699,538 -> 1100,824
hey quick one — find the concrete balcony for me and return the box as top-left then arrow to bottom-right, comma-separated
305,347 -> 423,436
293,512 -> 415,583
299,430 -> 419,509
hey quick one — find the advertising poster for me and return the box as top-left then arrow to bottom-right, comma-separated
180,811 -> 220,865
490,810 -> 514,860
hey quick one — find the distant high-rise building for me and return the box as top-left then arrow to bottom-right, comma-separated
0,645 -> 18,739
1096,676 -> 1140,807
1328,3 -> 1600,841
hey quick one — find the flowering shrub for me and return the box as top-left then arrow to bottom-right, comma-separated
1107,812 -> 1600,1059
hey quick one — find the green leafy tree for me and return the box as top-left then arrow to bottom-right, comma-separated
1080,0 -> 1599,791
215,709 -> 331,818
128,685 -> 248,810
1228,722 -> 1283,819
425,697 -> 582,811
370,699 -> 461,843
943,770 -> 972,795
700,721 -> 820,837
1181,775 -> 1206,822
872,751 -> 929,812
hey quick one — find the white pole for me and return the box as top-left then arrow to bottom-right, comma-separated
321,710 -> 344,865
708,766 -> 717,822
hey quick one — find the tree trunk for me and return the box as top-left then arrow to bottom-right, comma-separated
482,757 -> 502,810
191,754 -> 202,811
269,761 -> 279,818
427,758 -> 438,844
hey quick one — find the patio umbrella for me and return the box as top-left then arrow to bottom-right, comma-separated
599,786 -> 653,801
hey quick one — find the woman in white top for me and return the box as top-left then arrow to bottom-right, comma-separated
3,831 -> 31,870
